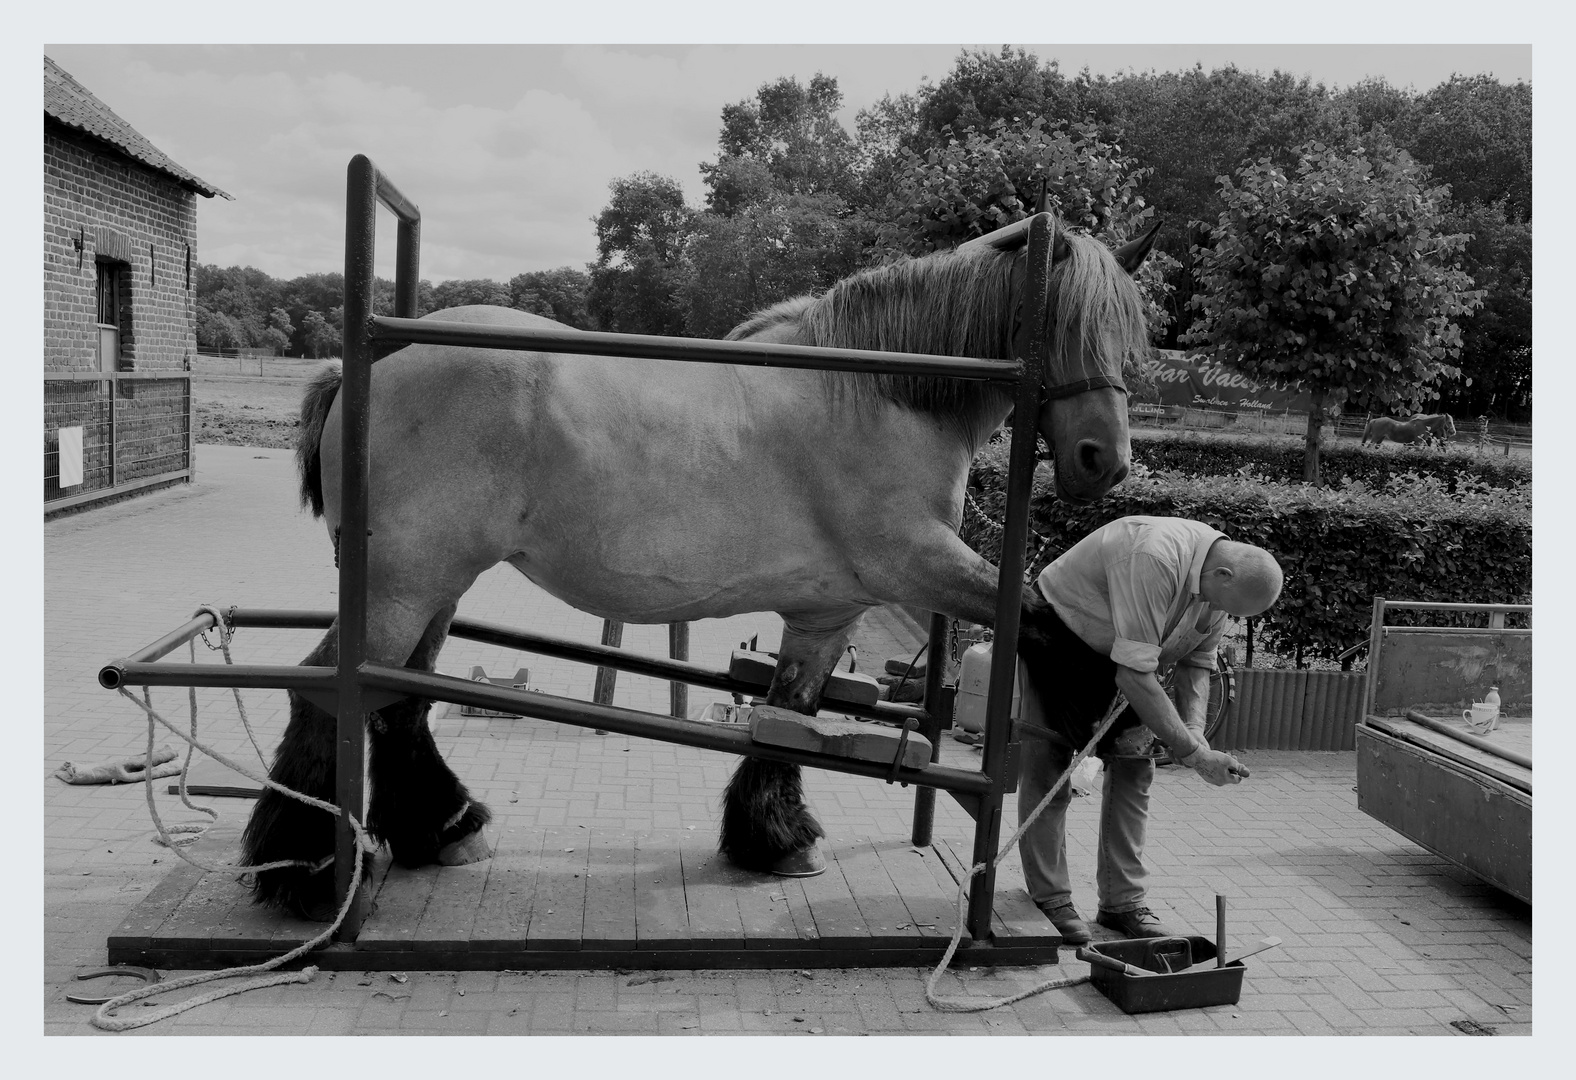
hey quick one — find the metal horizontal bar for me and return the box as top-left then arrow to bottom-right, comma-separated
1381,626 -> 1531,636
1381,602 -> 1531,614
216,608 -> 924,726
44,371 -> 191,382
368,316 -> 1021,383
114,610 -> 220,667
99,662 -> 339,693
361,663 -> 992,796
44,469 -> 191,512
374,172 -> 419,223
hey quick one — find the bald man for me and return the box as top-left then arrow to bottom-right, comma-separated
1013,516 -> 1283,942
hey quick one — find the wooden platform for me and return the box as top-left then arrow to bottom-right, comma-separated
107,830 -> 1061,971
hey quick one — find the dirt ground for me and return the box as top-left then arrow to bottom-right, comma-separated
194,375 -> 309,448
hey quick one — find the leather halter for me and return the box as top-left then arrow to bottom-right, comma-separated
996,222 -> 1130,404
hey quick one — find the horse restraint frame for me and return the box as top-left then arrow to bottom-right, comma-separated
97,155 -> 1058,968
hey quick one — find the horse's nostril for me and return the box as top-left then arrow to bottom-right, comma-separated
1078,442 -> 1104,478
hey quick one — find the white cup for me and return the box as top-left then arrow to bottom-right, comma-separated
1463,702 -> 1498,732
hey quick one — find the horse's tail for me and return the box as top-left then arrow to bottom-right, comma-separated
296,361 -> 343,517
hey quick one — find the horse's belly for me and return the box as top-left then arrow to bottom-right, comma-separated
505,507 -> 874,624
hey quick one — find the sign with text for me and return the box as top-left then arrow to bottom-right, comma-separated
1151,350 -> 1314,413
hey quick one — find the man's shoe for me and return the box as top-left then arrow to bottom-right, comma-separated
1095,906 -> 1174,939
1037,902 -> 1091,944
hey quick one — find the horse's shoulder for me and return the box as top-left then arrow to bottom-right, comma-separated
420,304 -> 568,331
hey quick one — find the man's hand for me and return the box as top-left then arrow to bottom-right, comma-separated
1176,744 -> 1250,786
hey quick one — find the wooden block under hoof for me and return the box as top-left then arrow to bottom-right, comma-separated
749,706 -> 931,770
728,651 -> 881,706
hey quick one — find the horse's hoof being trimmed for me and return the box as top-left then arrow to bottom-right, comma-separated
438,829 -> 493,866
770,843 -> 825,877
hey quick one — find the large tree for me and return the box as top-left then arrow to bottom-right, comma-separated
508,267 -> 593,328
1436,199 -> 1531,419
1184,133 -> 1483,483
586,172 -> 693,335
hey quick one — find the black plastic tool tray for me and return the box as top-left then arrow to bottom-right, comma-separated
1087,936 -> 1245,1014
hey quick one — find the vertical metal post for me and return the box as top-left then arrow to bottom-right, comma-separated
910,611 -> 952,847
593,619 -> 624,705
668,622 -> 690,718
395,216 -> 421,319
332,155 -> 379,940
966,213 -> 1054,942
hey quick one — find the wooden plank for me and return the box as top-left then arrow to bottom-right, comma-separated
633,831 -> 691,950
526,827 -> 590,951
728,650 -> 881,705
1356,726 -> 1532,903
1367,716 -> 1531,793
471,829 -> 546,948
731,868 -> 812,949
795,840 -> 872,948
836,839 -> 919,940
107,858 -> 205,953
934,836 -> 1055,944
749,707 -> 931,769
149,865 -> 236,953
581,829 -> 638,951
410,859 -> 490,953
358,861 -> 441,949
869,839 -> 955,940
677,839 -> 745,948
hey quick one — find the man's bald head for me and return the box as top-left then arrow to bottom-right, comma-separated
1199,539 -> 1283,617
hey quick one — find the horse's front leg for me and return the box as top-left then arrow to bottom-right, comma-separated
718,611 -> 863,876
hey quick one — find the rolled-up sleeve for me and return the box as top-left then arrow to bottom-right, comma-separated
1106,552 -> 1175,673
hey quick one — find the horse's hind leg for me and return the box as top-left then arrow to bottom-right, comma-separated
240,623 -> 350,920
366,603 -> 493,868
719,613 -> 861,876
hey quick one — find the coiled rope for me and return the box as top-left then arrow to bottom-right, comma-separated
924,690 -> 1127,1012
90,607 -> 376,1032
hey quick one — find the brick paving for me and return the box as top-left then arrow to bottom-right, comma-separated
42,445 -> 1533,1037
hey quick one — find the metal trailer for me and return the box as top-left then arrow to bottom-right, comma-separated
98,155 -> 1063,960
1355,598 -> 1532,904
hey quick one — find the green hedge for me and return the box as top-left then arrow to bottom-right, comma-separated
964,443 -> 1531,663
1132,429 -> 1531,489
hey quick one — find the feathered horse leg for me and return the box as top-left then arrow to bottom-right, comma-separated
719,614 -> 861,876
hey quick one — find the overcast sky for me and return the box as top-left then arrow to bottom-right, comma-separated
43,40 -> 1531,286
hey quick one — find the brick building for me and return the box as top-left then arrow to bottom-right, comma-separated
44,55 -> 230,515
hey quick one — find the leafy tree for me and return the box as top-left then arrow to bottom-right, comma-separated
263,307 -> 295,355
1400,75 -> 1532,221
508,267 -> 593,328
429,278 -> 511,311
300,309 -> 339,358
1436,199 -> 1531,419
1183,133 -> 1483,483
196,305 -> 246,351
586,172 -> 693,335
702,74 -> 860,214
680,191 -> 864,339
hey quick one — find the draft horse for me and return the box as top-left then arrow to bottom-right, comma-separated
1361,413 -> 1456,446
241,218 -> 1160,918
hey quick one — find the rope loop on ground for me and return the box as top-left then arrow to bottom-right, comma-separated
924,691 -> 1127,1013
94,611 -> 376,1031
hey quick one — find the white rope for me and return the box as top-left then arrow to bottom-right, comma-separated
924,691 -> 1128,1012
90,610 -> 376,1031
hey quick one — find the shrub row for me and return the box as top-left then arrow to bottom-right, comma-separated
1131,429 -> 1531,489
964,443 -> 1531,663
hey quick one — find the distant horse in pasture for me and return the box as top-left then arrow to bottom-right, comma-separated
240,218 -> 1160,919
1361,413 -> 1457,447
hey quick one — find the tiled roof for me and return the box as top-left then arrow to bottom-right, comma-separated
44,55 -> 231,200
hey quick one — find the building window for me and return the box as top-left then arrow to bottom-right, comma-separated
95,259 -> 126,372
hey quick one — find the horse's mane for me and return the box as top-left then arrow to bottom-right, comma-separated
728,232 -> 1149,441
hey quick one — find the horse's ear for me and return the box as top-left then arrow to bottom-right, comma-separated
1114,219 -> 1163,275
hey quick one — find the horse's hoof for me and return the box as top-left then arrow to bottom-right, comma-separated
770,844 -> 825,877
438,830 -> 493,866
